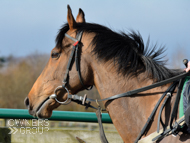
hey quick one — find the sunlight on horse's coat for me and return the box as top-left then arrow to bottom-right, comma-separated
25,5 -> 190,143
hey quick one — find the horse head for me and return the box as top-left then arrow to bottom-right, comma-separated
25,5 -> 184,143
25,5 -> 94,118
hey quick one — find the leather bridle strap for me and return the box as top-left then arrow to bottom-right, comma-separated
62,33 -> 79,85
96,106 -> 109,143
63,31 -> 93,90
74,38 -> 93,90
49,31 -> 93,104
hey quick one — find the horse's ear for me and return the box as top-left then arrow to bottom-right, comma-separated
67,5 -> 76,30
76,8 -> 85,23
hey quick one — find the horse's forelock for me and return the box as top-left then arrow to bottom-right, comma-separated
56,23 -> 70,48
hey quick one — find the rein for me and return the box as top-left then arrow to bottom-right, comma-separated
68,72 -> 189,103
49,31 -> 190,143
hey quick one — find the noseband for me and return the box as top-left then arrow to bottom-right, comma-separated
49,31 -> 93,104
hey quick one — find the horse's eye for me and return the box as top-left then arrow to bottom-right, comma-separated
51,52 -> 60,59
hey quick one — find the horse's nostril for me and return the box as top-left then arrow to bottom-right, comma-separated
24,97 -> 29,107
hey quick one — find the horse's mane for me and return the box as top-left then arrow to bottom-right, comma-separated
56,23 -> 181,82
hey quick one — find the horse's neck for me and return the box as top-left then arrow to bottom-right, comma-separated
93,63 -> 164,104
93,63 -> 175,142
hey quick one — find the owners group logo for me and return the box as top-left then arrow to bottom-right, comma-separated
8,119 -> 49,134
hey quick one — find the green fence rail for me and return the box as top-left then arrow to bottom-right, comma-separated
0,108 -> 112,123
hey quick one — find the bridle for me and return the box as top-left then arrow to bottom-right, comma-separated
48,30 -> 190,143
48,30 -> 189,106
49,31 -> 93,105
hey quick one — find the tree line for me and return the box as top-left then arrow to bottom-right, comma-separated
0,54 -> 101,112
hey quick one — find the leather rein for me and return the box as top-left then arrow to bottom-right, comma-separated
49,31 -> 190,143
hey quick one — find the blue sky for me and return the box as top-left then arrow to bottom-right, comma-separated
0,1 -> 190,65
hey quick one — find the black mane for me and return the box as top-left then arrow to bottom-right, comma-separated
56,23 -> 181,82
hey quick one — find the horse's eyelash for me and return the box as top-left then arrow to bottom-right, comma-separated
63,44 -> 71,48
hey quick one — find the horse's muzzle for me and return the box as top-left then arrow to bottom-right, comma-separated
24,97 -> 39,117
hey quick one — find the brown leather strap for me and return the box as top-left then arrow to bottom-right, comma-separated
96,106 -> 109,143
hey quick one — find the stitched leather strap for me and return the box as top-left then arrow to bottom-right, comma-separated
63,31 -> 93,90
69,72 -> 190,104
170,78 -> 185,129
96,106 -> 109,143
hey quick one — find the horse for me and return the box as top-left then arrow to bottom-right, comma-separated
25,5 -> 190,143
